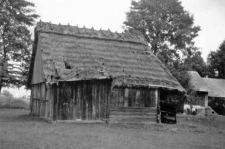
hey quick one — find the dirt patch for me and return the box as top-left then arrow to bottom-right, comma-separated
0,109 -> 225,149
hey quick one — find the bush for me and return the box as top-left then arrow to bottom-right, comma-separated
0,90 -> 29,109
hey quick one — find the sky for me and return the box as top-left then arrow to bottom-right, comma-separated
28,0 -> 225,61
3,0 -> 225,97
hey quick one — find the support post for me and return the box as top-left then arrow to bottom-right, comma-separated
155,88 -> 161,123
205,93 -> 208,107
30,86 -> 34,114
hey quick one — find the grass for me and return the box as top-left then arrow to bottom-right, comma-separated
0,109 -> 225,149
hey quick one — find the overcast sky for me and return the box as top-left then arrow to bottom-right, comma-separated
4,0 -> 225,96
29,0 -> 225,61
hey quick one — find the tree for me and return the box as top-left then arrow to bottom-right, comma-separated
166,60 -> 189,89
207,40 -> 225,79
124,0 -> 200,63
184,51 -> 207,77
0,0 -> 39,91
1,89 -> 13,99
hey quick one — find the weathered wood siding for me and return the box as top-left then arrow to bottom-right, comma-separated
54,80 -> 111,120
109,88 -> 158,123
30,83 -> 54,118
31,80 -> 111,121
30,81 -> 160,123
111,88 -> 157,108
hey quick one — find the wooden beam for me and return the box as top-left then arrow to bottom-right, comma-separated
205,93 -> 208,107
155,88 -> 161,123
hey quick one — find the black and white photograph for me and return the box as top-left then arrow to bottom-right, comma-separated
0,0 -> 225,148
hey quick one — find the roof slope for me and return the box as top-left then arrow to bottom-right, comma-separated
188,71 -> 210,92
203,78 -> 225,98
28,21 -> 185,92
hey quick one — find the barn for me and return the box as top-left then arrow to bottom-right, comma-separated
27,21 -> 185,123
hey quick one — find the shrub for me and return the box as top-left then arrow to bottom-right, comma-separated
0,90 -> 29,109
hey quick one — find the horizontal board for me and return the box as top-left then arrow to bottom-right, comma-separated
110,112 -> 156,116
109,107 -> 157,124
111,107 -> 156,110
109,117 -> 156,123
111,108 -> 156,112
110,115 -> 156,119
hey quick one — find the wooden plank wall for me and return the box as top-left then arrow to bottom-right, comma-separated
109,87 -> 157,123
31,83 -> 53,119
110,87 -> 156,108
55,80 -> 111,121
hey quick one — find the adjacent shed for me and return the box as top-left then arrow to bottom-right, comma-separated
27,21 -> 185,123
203,78 -> 225,115
188,71 -> 210,107
203,78 -> 225,99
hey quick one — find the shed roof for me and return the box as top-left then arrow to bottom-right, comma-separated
188,71 -> 209,92
27,21 -> 185,92
203,78 -> 225,98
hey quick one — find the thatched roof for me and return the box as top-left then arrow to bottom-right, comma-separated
188,71 -> 209,92
203,78 -> 225,98
27,21 -> 185,92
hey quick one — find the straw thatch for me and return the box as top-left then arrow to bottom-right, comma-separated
203,78 -> 225,98
188,71 -> 209,92
27,21 -> 184,92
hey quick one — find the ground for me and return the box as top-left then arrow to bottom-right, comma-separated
0,109 -> 225,149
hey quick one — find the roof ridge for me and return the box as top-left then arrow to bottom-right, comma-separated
35,21 -> 148,45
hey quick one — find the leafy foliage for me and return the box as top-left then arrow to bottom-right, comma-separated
165,60 -> 189,89
1,89 -> 13,99
124,0 -> 200,63
0,90 -> 29,109
184,51 -> 208,77
124,0 -> 205,90
0,0 -> 39,90
207,40 -> 225,79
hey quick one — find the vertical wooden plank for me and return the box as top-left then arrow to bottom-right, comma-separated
32,86 -> 35,115
68,84 -> 72,120
124,88 -> 129,107
48,84 -> 54,120
83,82 -> 87,120
75,83 -> 79,119
92,83 -> 96,120
78,83 -> 82,120
205,93 -> 208,107
88,82 -> 92,120
72,83 -> 76,120
55,84 -> 59,120
86,82 -> 89,120
44,84 -> 48,118
156,88 -> 161,123
103,81 -> 106,119
100,82 -> 104,119
105,82 -> 107,119
81,83 -> 85,120
30,86 -> 34,114
96,82 -> 99,119
38,84 -> 41,116
106,82 -> 111,119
